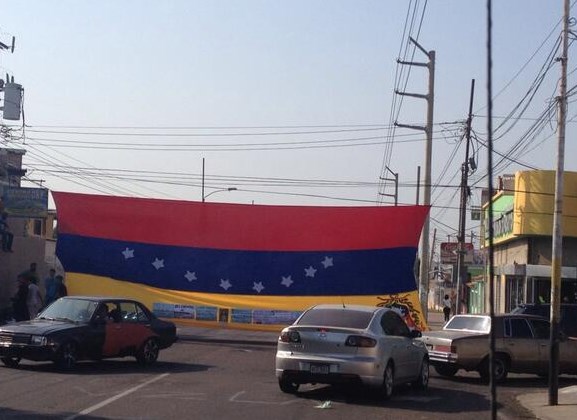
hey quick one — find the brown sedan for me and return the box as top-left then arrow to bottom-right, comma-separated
419,313 -> 577,382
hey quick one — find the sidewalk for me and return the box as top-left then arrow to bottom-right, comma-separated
174,310 -> 577,419
516,387 -> 577,420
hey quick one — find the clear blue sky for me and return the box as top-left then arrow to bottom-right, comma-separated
0,1 -> 571,247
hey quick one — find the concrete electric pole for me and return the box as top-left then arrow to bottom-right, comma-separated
548,0 -> 569,406
394,37 -> 435,319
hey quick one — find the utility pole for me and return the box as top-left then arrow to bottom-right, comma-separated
379,166 -> 399,205
202,157 -> 205,202
395,37 -> 435,319
456,79 -> 476,314
0,35 -> 22,121
416,166 -> 421,204
548,0 -> 569,406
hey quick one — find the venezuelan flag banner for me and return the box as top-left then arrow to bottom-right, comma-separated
53,192 -> 430,331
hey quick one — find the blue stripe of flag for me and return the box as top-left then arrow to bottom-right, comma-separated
57,234 -> 418,296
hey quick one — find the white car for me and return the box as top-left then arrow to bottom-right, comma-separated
275,304 -> 429,399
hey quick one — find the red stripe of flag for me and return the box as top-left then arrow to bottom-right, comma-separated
52,192 -> 429,252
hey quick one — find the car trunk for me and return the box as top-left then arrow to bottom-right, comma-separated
290,326 -> 364,356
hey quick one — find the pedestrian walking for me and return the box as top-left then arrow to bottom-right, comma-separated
442,294 -> 452,322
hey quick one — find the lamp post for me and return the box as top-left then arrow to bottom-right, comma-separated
202,187 -> 237,202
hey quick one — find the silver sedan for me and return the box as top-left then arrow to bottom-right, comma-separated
275,304 -> 429,399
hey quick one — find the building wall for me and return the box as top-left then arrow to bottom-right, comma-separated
0,216 -> 53,317
528,236 -> 577,267
493,238 -> 529,266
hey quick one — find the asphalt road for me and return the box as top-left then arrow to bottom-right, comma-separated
0,340 -> 576,419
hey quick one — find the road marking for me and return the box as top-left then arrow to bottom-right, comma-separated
139,392 -> 207,401
64,373 -> 170,420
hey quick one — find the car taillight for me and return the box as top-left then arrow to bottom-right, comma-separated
280,331 -> 301,343
345,335 -> 377,348
434,345 -> 456,353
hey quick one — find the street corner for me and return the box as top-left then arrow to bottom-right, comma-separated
516,386 -> 577,420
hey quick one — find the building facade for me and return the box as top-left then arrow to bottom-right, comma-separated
481,170 -> 577,313
0,148 -> 55,320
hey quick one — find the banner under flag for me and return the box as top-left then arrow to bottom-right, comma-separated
53,192 -> 430,331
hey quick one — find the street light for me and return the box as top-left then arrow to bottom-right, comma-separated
202,187 -> 237,202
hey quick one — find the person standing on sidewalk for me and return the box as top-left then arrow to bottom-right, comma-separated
442,294 -> 452,322
27,276 -> 43,319
44,268 -> 57,306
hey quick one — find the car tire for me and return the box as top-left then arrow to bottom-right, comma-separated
1,356 -> 21,368
479,355 -> 509,383
412,357 -> 429,389
434,364 -> 459,377
56,341 -> 78,370
278,377 -> 299,394
136,337 -> 159,365
381,362 -> 394,400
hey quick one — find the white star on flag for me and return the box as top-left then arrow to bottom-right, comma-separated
253,281 -> 265,293
304,266 -> 317,278
321,256 -> 333,268
220,279 -> 232,291
122,247 -> 134,259
152,258 -> 165,270
281,275 -> 293,288
184,271 -> 197,282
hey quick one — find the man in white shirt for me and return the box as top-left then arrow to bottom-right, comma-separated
27,277 -> 44,319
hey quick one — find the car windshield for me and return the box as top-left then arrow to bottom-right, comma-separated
38,298 -> 99,323
297,308 -> 373,329
444,316 -> 491,333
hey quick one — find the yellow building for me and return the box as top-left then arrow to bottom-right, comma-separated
481,170 -> 577,312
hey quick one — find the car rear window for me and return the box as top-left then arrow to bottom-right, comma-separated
513,305 -> 549,317
445,316 -> 490,332
296,308 -> 373,329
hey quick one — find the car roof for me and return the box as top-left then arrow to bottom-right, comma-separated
309,304 -> 383,313
61,296 -> 139,302
451,313 -> 549,320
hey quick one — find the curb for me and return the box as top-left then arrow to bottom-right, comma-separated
177,334 -> 278,347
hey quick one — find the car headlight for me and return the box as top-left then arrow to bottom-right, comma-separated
30,335 -> 47,346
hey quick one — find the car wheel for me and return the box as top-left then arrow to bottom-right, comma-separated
56,341 -> 77,370
1,357 -> 21,368
381,362 -> 394,400
412,357 -> 429,389
136,338 -> 159,365
278,377 -> 299,394
434,364 -> 459,377
479,355 -> 509,383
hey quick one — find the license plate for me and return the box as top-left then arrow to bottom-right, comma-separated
310,364 -> 330,374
